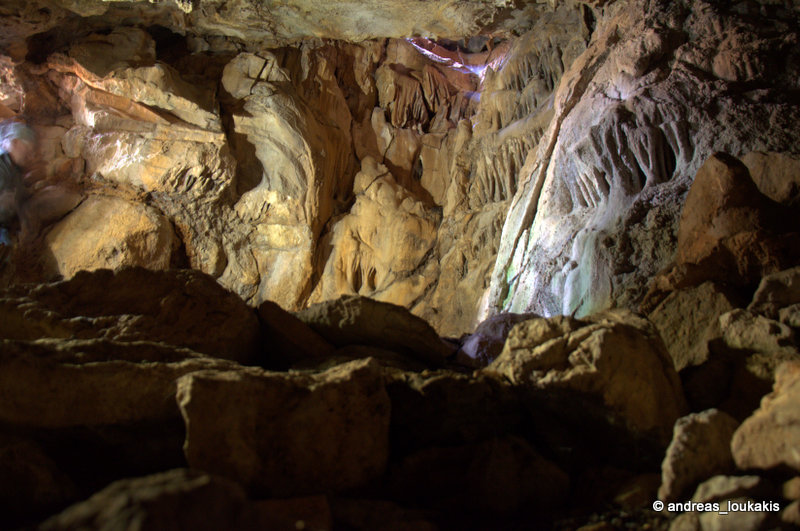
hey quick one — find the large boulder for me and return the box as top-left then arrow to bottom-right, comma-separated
647,282 -> 740,371
295,295 -> 454,366
731,361 -> 800,472
740,151 -> 800,206
256,300 -> 336,369
643,155 -> 800,310
385,370 -> 527,457
487,309 -> 686,446
44,195 -> 177,279
177,358 -> 391,497
0,267 -> 261,363
0,338 -> 239,428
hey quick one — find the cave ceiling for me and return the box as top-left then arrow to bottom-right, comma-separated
0,0 -> 595,58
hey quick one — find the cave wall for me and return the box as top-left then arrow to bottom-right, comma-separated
487,0 -> 800,319
2,0 -> 800,337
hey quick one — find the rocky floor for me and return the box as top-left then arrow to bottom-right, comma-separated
1,148 -> 800,530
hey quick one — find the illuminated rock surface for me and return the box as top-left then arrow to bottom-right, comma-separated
1,0 -> 800,529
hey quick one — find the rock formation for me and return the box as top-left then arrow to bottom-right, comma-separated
1,0 -> 800,529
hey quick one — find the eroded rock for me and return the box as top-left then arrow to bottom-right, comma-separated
487,309 -> 686,445
0,338 -> 240,428
44,195 -> 177,279
648,282 -> 740,371
731,361 -> 800,472
658,409 -> 740,503
0,267 -> 261,363
295,295 -> 454,366
177,358 -> 391,497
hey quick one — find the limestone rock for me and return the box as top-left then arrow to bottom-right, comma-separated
51,27 -> 220,130
731,361 -> 800,472
780,304 -> 800,330
0,267 -> 261,362
220,49 -> 356,308
426,202 -> 509,337
648,282 -> 740,371
740,151 -> 800,206
697,500 -> 776,531
39,469 -> 253,531
613,473 -> 662,511
658,409 -> 740,503
691,476 -> 780,531
256,300 -> 335,369
487,309 -> 686,444
691,475 -> 774,505
719,310 -> 798,359
177,358 -> 391,497
252,496 -> 332,531
295,296 -> 454,366
784,501 -> 800,527
310,159 -> 440,308
748,266 -> 800,319
784,476 -> 800,500
385,370 -> 526,456
389,436 -> 569,514
44,195 -> 177,279
67,126 -> 233,198
488,1 -> 800,319
457,312 -> 538,367
0,338 -> 240,428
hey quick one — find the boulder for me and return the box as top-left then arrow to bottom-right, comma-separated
691,475 -> 781,531
0,338 -> 239,428
0,267 -> 261,363
177,358 -> 391,497
644,155 -> 800,310
295,295 -> 454,365
740,151 -> 800,206
647,282 -> 740,371
385,370 -> 527,456
780,304 -> 800,329
675,154 -> 778,268
658,409 -> 740,502
44,195 -> 177,279
731,361 -> 800,472
784,501 -> 800,526
389,436 -> 569,514
784,476 -> 800,500
691,475 -> 775,505
719,310 -> 798,360
748,266 -> 800,319
487,309 -> 686,445
256,300 -> 335,369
